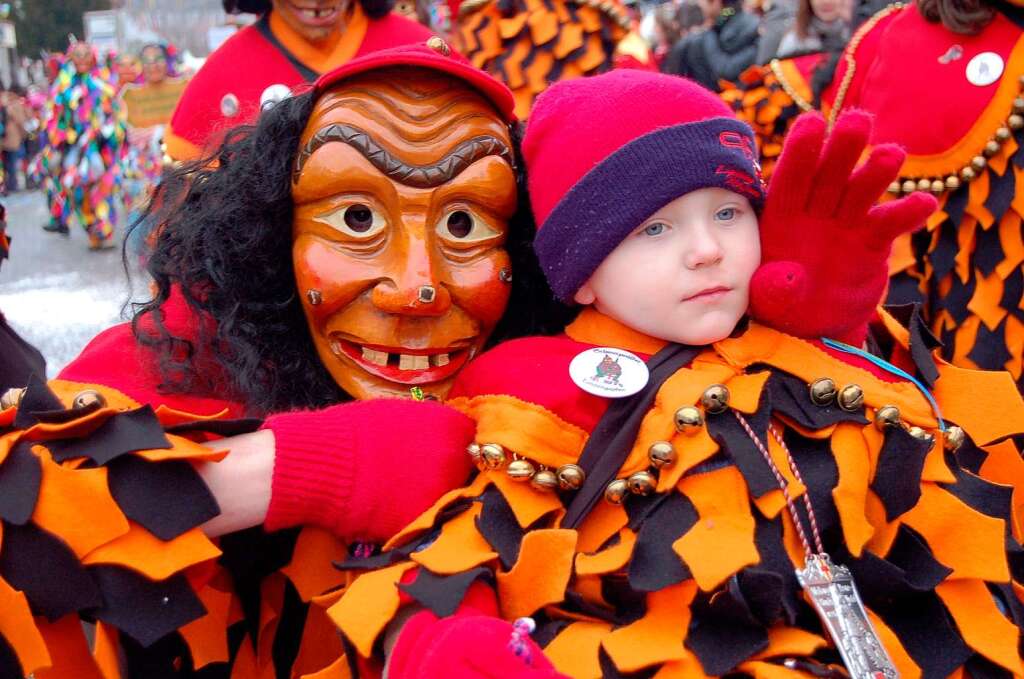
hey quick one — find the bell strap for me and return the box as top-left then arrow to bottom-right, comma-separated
562,343 -> 701,529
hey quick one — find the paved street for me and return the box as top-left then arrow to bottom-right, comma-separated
0,190 -> 147,376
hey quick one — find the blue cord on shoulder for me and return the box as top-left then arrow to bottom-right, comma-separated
821,337 -> 946,432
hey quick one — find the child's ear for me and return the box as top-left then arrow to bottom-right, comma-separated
574,282 -> 596,305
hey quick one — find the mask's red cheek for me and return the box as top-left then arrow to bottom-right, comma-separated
292,235 -> 384,320
444,249 -> 512,331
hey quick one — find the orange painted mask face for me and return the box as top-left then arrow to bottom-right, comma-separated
292,67 -> 517,400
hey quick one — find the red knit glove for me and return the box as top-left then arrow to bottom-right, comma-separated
748,110 -> 938,346
389,610 -> 567,679
262,399 -> 475,543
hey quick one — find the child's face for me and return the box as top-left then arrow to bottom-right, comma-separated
574,187 -> 760,345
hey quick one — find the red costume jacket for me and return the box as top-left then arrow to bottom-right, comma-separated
166,8 -> 433,160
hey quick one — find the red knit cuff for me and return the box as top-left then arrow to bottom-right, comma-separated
262,410 -> 358,535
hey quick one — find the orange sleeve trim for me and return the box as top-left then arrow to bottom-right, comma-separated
936,579 -> 1024,674
497,528 -> 577,620
280,526 -> 349,602
448,393 -> 589,466
32,450 -> 129,558
325,561 -> 417,658
673,466 -> 760,591
602,581 -> 698,673
409,503 -> 498,574
0,573 -> 51,675
82,523 -> 221,581
179,584 -> 233,669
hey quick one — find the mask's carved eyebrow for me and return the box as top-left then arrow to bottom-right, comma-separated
293,123 -> 514,188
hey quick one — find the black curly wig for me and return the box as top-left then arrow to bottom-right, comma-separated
224,0 -> 395,21
128,89 -> 572,416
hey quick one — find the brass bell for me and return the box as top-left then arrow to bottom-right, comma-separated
674,406 -> 704,433
943,425 -> 966,452
901,179 -> 917,194
700,385 -> 730,414
961,166 -> 977,182
916,178 -> 932,193
887,181 -> 902,195
930,179 -> 945,194
507,459 -> 536,482
627,470 -> 656,496
556,464 -> 585,490
1014,96 -> 1024,113
604,479 -> 629,504
466,442 -> 483,465
874,405 -> 901,431
837,384 -> 864,412
996,127 -> 1012,142
945,175 -> 961,191
0,387 -> 25,410
984,140 -> 1002,157
530,469 -> 559,492
72,389 -> 106,410
809,377 -> 837,406
426,35 -> 451,56
1009,114 -> 1024,130
907,426 -> 935,448
971,155 -> 987,172
648,441 -> 677,468
480,443 -> 507,469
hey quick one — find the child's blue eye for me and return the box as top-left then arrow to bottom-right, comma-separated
716,207 -> 737,221
643,223 -> 666,236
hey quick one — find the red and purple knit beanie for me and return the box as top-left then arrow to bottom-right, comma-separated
524,70 -> 765,303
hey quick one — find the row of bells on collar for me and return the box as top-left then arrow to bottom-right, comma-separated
887,76 -> 1024,197
1,386 -> 107,411
468,377 -> 965,505
808,377 -> 965,451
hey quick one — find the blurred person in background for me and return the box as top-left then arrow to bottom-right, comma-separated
33,41 -> 127,250
754,0 -> 796,63
0,203 -> 46,389
771,0 -> 849,59
661,0 -> 759,89
1,86 -> 30,194
165,0 -> 433,161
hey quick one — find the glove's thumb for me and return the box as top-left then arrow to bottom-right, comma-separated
748,261 -> 809,334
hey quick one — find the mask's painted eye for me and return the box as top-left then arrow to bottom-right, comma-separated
437,209 -> 499,242
715,207 -> 737,222
315,203 -> 387,238
643,222 -> 666,236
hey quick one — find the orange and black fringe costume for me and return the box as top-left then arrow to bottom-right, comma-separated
0,377 -> 355,678
327,308 -> 1024,677
453,0 -> 645,118
722,3 -> 1024,392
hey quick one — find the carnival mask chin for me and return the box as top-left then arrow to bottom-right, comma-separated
291,66 -> 517,400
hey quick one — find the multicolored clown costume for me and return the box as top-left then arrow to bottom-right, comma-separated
33,45 -> 127,249
723,0 -> 1024,391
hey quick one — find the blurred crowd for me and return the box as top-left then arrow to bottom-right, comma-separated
645,0 -> 880,88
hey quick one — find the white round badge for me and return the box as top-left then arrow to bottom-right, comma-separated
569,347 -> 650,398
965,52 -> 1004,87
260,83 -> 293,111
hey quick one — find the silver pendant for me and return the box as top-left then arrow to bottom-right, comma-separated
795,554 -> 899,679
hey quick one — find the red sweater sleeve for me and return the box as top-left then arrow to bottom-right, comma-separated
58,291 -> 244,417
